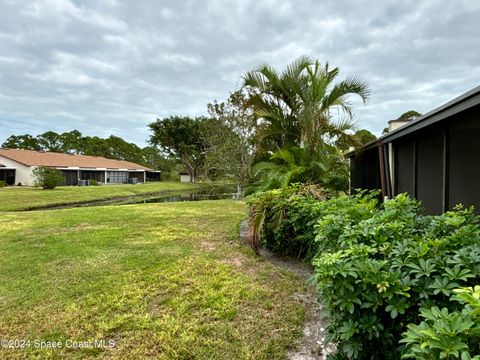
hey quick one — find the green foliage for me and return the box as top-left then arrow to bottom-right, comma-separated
248,190 -> 480,359
205,91 -> 255,193
89,179 -> 99,186
251,146 -> 349,192
243,56 -> 369,192
32,166 -> 64,189
246,184 -> 330,257
149,116 -> 207,182
354,129 -> 377,145
399,110 -> 422,121
0,180 -> 6,188
400,286 -> 480,359
243,57 -> 370,154
313,195 -> 480,359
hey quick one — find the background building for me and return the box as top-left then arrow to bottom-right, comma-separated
0,148 -> 153,186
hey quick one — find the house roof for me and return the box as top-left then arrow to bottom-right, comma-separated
346,85 -> 480,157
0,148 -> 152,171
381,85 -> 480,141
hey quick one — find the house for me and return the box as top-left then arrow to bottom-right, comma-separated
347,85 -> 480,215
0,148 -> 154,186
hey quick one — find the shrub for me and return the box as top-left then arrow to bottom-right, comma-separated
313,195 -> 480,359
90,179 -> 99,186
400,286 -> 480,359
0,180 -> 6,188
247,190 -> 480,358
33,166 -> 64,189
246,184 -> 329,257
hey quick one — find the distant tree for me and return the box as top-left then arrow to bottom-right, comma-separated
104,135 -> 146,165
149,116 -> 206,182
32,166 -> 64,189
143,146 -> 178,179
2,134 -> 40,150
399,110 -> 421,121
354,129 -> 377,145
82,136 -> 113,158
205,91 -> 255,195
337,129 -> 377,151
37,131 -> 63,152
60,130 -> 84,154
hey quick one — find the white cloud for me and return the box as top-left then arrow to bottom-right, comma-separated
0,0 -> 479,146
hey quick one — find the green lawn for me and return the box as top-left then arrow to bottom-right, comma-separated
0,182 -> 206,211
0,201 -> 304,359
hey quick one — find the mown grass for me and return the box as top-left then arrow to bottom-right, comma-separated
0,182 -> 206,211
0,200 -> 305,359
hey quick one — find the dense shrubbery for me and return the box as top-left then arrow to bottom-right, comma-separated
246,184 -> 330,258
0,180 -> 6,188
247,188 -> 480,359
33,166 -> 64,189
314,194 -> 480,359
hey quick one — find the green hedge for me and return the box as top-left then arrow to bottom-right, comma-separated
246,184 -> 330,258
247,188 -> 480,359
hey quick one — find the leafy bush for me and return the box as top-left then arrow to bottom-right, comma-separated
400,286 -> 480,359
313,195 -> 480,359
247,190 -> 480,358
90,179 -> 99,186
0,180 -> 6,188
246,184 -> 329,257
33,166 -> 64,189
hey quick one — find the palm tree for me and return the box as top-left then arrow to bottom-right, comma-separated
243,56 -> 311,150
243,57 -> 370,154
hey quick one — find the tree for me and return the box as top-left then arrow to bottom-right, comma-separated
143,146 -> 178,179
399,110 -> 421,121
37,131 -> 63,152
205,91 -> 255,195
149,116 -> 206,182
60,130 -> 84,154
243,56 -> 370,154
2,134 -> 40,150
32,166 -> 64,189
242,56 -> 369,191
354,129 -> 377,145
252,145 -> 349,192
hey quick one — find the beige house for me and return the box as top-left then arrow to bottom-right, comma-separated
0,148 -> 152,186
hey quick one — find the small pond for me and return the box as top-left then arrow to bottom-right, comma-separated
29,186 -> 240,210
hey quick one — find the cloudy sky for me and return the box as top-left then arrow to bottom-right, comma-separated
0,0 -> 479,146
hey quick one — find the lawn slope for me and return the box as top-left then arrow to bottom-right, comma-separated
0,201 -> 304,359
0,181 -> 205,211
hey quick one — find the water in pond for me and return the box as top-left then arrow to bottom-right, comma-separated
29,186 -> 240,210
123,189 -> 238,204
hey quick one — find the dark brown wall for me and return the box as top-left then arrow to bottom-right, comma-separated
390,104 -> 480,214
447,105 -> 480,211
352,103 -> 480,215
350,147 -> 381,192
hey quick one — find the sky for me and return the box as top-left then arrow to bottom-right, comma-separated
0,0 -> 479,146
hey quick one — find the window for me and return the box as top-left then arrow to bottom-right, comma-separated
108,171 -> 128,183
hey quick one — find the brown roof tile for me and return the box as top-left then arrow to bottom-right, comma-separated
0,149 -> 151,171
